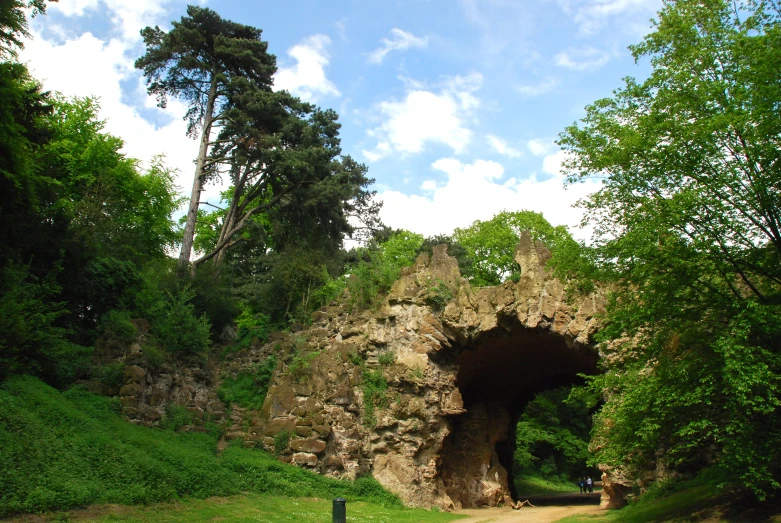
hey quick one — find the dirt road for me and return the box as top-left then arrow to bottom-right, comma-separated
453,504 -> 603,523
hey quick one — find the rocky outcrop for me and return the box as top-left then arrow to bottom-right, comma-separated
246,234 -> 605,509
102,233 -> 625,509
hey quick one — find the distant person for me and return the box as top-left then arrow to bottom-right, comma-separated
578,478 -> 584,493
586,476 -> 593,493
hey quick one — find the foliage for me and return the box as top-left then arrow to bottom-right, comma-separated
159,404 -> 195,432
0,263 -> 91,387
424,279 -> 453,311
98,310 -> 137,344
347,230 -> 424,309
453,210 -> 575,286
273,430 -> 290,456
287,349 -> 320,383
135,274 -> 211,359
558,0 -> 781,498
362,369 -> 388,427
514,387 -> 595,482
0,0 -> 49,58
92,362 -> 125,389
217,357 -> 277,410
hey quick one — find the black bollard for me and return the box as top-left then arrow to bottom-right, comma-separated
332,498 -> 346,523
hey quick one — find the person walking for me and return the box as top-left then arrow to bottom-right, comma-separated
578,478 -> 584,493
586,476 -> 593,493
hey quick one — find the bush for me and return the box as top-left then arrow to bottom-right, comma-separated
217,357 -> 277,410
160,404 -> 194,431
135,276 -> 211,359
92,362 -> 125,389
98,310 -> 137,343
0,263 -> 92,387
347,230 -> 423,310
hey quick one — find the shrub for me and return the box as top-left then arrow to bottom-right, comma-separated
160,404 -> 194,431
98,310 -> 137,343
217,357 -> 277,410
135,278 -> 211,359
92,362 -> 125,389
273,430 -> 290,456
362,369 -> 388,427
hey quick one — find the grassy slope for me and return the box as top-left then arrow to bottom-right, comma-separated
555,483 -> 781,523
5,494 -> 462,523
0,376 -> 457,522
515,475 -> 580,496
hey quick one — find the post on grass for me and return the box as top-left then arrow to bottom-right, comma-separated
333,498 -> 346,523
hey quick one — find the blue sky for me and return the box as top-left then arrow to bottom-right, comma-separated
21,0 -> 661,241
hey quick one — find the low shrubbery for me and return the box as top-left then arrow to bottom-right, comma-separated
217,357 -> 277,410
0,376 -> 401,517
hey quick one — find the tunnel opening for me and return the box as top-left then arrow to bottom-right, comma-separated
438,327 -> 599,509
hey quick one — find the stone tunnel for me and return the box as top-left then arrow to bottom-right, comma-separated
438,326 -> 598,507
252,232 -> 609,510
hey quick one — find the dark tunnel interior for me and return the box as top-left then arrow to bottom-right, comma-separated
439,328 -> 598,507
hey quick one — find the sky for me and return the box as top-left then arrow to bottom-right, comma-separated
20,0 -> 662,242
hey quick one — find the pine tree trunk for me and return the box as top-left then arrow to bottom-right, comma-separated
178,72 -> 219,270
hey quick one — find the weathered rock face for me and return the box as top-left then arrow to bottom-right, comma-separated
245,234 -> 605,509
108,233 -> 616,509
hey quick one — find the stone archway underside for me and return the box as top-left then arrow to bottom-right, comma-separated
254,233 -> 606,510
440,330 -> 598,508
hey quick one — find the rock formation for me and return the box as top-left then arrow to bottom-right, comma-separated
249,234 -> 604,509
110,233 -> 636,509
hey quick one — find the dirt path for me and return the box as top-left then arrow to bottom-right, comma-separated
453,504 -> 603,523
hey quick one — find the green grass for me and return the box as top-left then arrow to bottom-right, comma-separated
554,485 -> 721,523
0,376 -> 403,518
5,493 -> 464,523
514,475 -> 580,496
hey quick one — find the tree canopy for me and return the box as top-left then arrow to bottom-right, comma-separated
453,210 -> 574,286
559,0 -> 781,497
135,6 -> 276,268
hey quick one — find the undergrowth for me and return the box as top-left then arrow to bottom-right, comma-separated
0,376 -> 401,517
217,357 -> 277,410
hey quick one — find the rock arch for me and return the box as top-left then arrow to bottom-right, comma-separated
255,233 -> 607,509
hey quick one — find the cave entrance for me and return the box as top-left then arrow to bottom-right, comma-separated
439,329 -> 599,509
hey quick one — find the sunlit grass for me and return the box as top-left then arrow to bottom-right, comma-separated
6,493 -> 465,523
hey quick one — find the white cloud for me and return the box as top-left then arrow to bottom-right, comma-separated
21,29 -> 203,200
420,180 -> 437,191
368,28 -> 427,64
528,138 -> 555,157
554,46 -> 612,71
274,34 -> 340,102
542,150 -> 572,178
555,0 -> 660,35
363,72 -> 482,160
486,135 -> 522,158
50,0 -> 168,41
377,158 -> 599,240
517,78 -> 560,96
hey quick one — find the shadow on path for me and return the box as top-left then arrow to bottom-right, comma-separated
521,492 -> 601,506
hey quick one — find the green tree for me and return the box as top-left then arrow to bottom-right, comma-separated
346,230 -> 424,309
0,0 -> 50,58
514,387 -> 593,481
453,210 -> 574,286
135,6 -> 276,268
193,87 -> 379,269
559,0 -> 781,497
